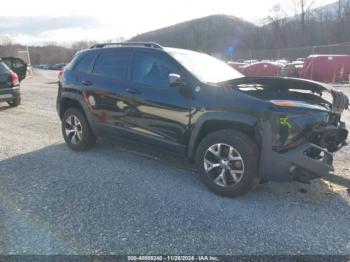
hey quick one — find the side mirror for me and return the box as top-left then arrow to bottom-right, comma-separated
169,73 -> 184,87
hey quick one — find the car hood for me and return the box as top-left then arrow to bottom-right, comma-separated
219,77 -> 349,114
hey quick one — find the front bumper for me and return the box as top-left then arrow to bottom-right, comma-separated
259,121 -> 350,187
0,87 -> 20,102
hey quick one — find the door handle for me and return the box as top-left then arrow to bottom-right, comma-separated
81,80 -> 92,86
126,88 -> 140,95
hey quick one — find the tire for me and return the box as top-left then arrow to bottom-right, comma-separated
195,129 -> 260,197
62,108 -> 97,151
8,97 -> 21,107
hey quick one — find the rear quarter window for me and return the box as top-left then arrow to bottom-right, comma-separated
92,52 -> 130,81
74,53 -> 95,73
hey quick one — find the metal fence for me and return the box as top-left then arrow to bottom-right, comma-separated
233,42 -> 350,61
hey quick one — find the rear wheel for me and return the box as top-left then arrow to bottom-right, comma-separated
62,108 -> 97,151
7,97 -> 21,107
195,129 -> 260,197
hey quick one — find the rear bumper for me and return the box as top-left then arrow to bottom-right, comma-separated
259,121 -> 350,187
0,87 -> 20,102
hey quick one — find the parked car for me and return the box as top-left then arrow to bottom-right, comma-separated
41,64 -> 52,70
1,57 -> 27,82
0,59 -> 21,107
52,63 -> 66,70
57,42 -> 349,197
38,64 -> 50,69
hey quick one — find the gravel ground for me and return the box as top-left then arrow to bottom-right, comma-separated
0,70 -> 349,255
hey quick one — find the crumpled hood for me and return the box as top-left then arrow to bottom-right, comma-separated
220,76 -> 349,114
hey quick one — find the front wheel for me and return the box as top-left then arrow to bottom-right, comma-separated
195,130 -> 260,197
62,108 -> 97,151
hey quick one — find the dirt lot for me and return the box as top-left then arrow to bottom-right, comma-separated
0,70 -> 349,255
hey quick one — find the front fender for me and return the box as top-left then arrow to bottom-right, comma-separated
187,111 -> 257,160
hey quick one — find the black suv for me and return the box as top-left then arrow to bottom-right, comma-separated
57,42 -> 349,197
0,58 -> 21,107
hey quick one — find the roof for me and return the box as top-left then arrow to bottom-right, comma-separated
90,42 -> 163,49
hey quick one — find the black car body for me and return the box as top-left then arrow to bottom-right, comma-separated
1,57 -> 27,82
57,43 -> 349,196
0,59 -> 21,107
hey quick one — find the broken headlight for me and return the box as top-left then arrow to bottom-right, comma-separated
272,111 -> 329,152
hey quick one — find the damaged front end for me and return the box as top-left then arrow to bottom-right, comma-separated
260,112 -> 348,184
232,77 -> 349,184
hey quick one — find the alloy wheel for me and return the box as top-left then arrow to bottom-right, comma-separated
65,114 -> 83,145
203,143 -> 245,187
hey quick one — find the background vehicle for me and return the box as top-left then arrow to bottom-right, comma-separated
301,54 -> 350,83
0,59 -> 21,107
1,57 -> 27,82
52,63 -> 66,70
57,42 -> 349,197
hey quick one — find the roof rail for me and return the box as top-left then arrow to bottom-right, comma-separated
90,42 -> 163,49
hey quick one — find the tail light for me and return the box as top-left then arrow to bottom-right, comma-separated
12,73 -> 19,86
58,69 -> 64,80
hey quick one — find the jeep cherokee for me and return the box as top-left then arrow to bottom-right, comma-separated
57,42 -> 349,197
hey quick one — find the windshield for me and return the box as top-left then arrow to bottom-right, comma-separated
167,48 -> 243,83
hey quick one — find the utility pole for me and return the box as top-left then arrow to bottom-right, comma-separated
26,46 -> 32,69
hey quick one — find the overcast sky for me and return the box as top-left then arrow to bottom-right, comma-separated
0,0 -> 336,45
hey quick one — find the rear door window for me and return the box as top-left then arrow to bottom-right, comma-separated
75,53 -> 95,73
92,52 -> 130,81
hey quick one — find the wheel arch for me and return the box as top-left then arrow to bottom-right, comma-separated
187,112 -> 259,161
59,93 -> 94,129
60,96 -> 83,117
